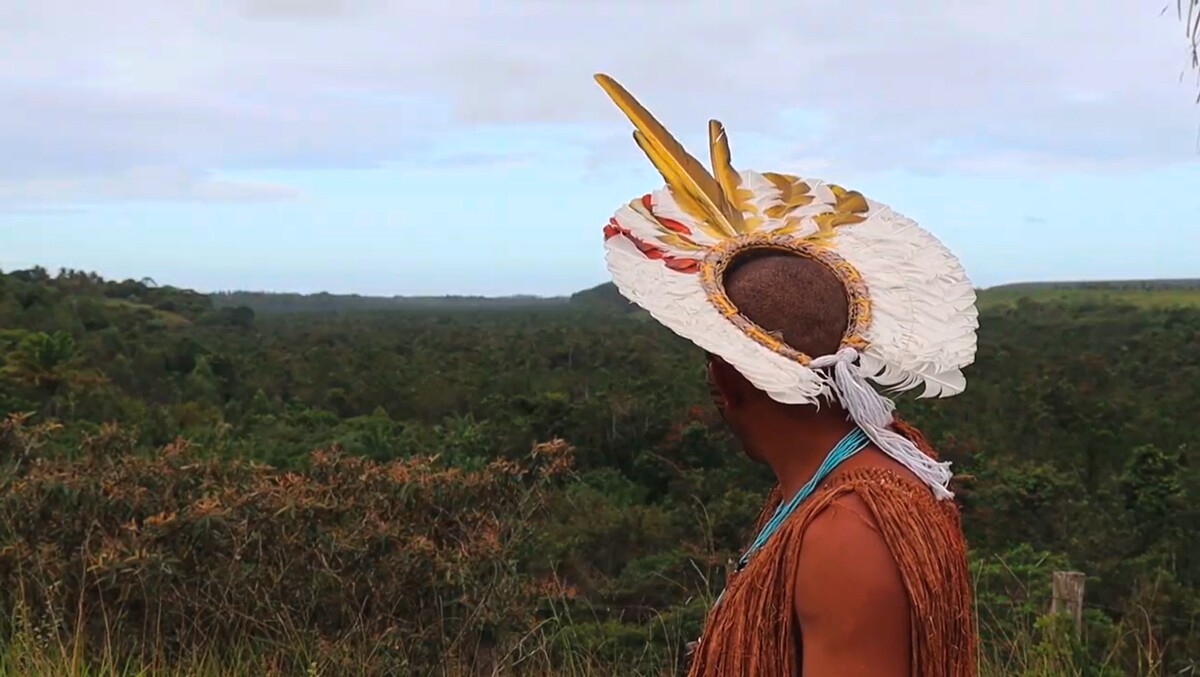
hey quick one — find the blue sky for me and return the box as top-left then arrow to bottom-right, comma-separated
2,1 -> 1198,296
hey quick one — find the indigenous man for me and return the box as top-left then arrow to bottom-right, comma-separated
592,74 -> 979,676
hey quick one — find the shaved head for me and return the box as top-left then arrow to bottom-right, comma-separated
723,251 -> 849,359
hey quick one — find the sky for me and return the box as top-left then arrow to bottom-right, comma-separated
1,0 -> 1199,297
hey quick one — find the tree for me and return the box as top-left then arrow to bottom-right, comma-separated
1120,444 -> 1186,553
1,331 -> 107,418
2,332 -> 103,396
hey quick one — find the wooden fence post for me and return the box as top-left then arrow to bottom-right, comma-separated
1051,571 -> 1087,639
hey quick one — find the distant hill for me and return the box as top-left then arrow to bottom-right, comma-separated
203,278 -> 1200,316
979,279 -> 1200,309
568,282 -> 638,312
570,279 -> 1200,313
210,291 -> 568,314
987,279 -> 1200,291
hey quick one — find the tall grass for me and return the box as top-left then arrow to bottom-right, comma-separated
0,600 -> 1172,677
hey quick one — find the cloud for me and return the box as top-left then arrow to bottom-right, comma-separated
412,151 -> 542,172
2,0 -> 1199,207
0,167 -> 300,209
0,80 -> 442,180
241,0 -> 376,19
0,206 -> 87,217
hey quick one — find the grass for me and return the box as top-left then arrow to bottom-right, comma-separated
0,563 -> 1173,677
0,616 -> 1150,677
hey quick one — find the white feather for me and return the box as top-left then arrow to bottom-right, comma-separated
604,176 -> 979,407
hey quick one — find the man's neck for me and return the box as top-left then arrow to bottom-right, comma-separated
745,405 -> 858,500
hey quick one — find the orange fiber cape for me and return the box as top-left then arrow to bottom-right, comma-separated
686,421 -> 977,677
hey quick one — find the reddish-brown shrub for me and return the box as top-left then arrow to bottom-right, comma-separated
0,417 -> 574,673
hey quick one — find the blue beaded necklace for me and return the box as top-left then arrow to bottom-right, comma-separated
738,426 -> 871,571
710,426 -> 870,611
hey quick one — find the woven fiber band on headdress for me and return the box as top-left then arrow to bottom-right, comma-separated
698,234 -> 872,366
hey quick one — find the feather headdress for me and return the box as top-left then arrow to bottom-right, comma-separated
594,74 -> 978,499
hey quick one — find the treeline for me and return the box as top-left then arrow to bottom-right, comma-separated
210,290 -> 565,314
0,267 -> 1197,674
989,279 -> 1200,292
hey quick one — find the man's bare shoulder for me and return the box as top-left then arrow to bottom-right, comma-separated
793,492 -> 911,675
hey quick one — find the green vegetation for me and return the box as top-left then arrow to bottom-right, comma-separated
1,265 -> 1197,675
210,290 -> 564,314
221,278 -> 1200,316
979,280 -> 1200,310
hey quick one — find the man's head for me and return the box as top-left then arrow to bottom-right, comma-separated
705,251 -> 849,446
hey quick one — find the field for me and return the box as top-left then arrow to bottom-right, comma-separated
1,267 -> 1197,675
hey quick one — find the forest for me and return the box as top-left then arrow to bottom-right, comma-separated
0,265 -> 1196,675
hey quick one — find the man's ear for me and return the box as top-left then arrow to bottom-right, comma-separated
706,354 -> 747,409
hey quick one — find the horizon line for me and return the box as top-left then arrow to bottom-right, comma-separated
3,262 -> 1199,300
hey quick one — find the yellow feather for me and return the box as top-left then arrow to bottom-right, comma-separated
829,184 -> 869,214
627,198 -> 703,249
631,133 -> 731,242
774,216 -> 805,236
708,120 -> 754,233
595,74 -> 739,239
763,172 -> 811,198
657,232 -> 705,251
763,172 -> 794,202
765,197 -> 815,219
762,172 -> 814,218
812,211 -> 867,237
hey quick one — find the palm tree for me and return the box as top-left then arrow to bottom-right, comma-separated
2,331 -> 106,399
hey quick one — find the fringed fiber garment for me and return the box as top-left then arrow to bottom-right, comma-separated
686,422 -> 977,677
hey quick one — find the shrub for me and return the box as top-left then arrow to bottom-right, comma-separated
0,417 -> 574,674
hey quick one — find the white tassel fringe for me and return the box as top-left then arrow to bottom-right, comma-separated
809,348 -> 955,500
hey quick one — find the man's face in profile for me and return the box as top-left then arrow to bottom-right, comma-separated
705,354 -> 764,462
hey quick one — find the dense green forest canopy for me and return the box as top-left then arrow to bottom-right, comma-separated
215,277 -> 1200,315
0,265 -> 1197,674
